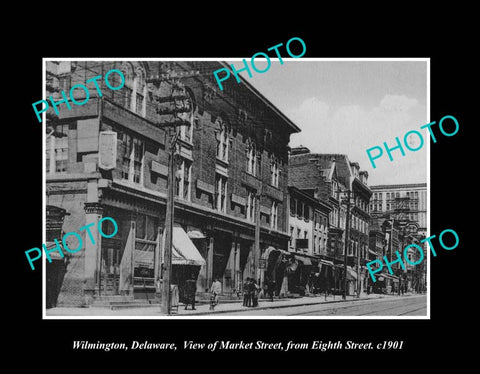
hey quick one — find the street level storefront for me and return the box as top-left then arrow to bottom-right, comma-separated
374,272 -> 400,294
45,206 -> 69,308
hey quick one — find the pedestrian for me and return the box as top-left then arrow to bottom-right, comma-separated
252,278 -> 259,307
243,278 -> 250,307
210,278 -> 222,310
184,274 -> 197,310
247,278 -> 254,307
269,279 -> 275,302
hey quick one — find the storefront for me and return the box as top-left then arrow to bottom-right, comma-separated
167,225 -> 206,303
374,272 -> 399,294
45,206 -> 68,308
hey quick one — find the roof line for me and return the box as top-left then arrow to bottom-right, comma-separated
219,61 -> 301,133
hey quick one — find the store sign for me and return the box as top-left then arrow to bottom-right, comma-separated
99,130 -> 117,170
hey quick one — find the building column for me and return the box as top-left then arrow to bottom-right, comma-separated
235,242 -> 241,294
206,236 -> 214,291
83,202 -> 103,305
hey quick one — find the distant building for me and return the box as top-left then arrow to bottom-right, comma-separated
369,183 -> 427,236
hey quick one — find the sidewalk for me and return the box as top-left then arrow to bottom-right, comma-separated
46,292 -> 422,317
176,292 -> 418,316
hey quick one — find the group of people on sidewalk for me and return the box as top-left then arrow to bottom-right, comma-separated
243,278 -> 260,307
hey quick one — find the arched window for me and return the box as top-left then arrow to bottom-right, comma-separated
120,63 -> 147,117
120,63 -> 134,111
134,67 -> 147,116
215,117 -> 230,162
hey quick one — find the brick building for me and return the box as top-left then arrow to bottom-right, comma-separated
286,186 -> 331,294
44,60 -> 300,307
288,148 -> 372,295
369,183 -> 427,236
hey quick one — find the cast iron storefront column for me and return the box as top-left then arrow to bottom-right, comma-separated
83,202 -> 104,305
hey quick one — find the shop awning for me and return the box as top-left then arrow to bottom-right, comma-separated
167,226 -> 206,266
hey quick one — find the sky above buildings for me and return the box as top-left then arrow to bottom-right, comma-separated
227,59 -> 428,186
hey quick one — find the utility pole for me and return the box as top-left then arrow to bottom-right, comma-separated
343,189 -> 351,300
254,186 -> 262,285
146,65 -> 201,315
161,127 -> 178,315
356,228 -> 361,298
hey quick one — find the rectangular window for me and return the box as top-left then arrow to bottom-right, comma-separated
48,124 -> 70,174
297,201 -> 303,218
175,158 -> 192,201
304,205 -> 310,221
215,175 -> 227,213
270,159 -> 279,187
270,201 -> 278,230
216,127 -> 229,162
133,138 -> 144,184
290,198 -> 296,216
246,142 -> 256,176
246,190 -> 256,222
178,109 -> 194,144
119,132 -> 144,185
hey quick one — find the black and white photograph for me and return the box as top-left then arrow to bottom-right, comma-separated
41,58 -> 429,318
11,21 -> 472,365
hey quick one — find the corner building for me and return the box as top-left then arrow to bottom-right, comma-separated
45,61 -> 300,306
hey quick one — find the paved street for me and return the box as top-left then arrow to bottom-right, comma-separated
224,295 -> 427,316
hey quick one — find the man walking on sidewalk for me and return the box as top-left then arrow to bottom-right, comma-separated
210,278 -> 222,310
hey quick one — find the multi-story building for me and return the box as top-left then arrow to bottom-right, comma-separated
369,183 -> 427,236
288,148 -> 372,295
286,186 -> 331,294
44,60 -> 300,307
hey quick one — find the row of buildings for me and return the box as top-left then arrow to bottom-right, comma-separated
44,61 -> 427,308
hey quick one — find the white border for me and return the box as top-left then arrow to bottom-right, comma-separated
42,57 -> 430,320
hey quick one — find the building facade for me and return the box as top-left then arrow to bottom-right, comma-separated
288,149 -> 372,295
286,186 -> 331,294
45,61 -> 300,307
369,183 -> 427,236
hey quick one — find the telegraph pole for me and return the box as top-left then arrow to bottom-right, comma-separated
146,65 -> 200,315
343,189 -> 351,300
161,127 -> 178,315
356,228 -> 361,298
